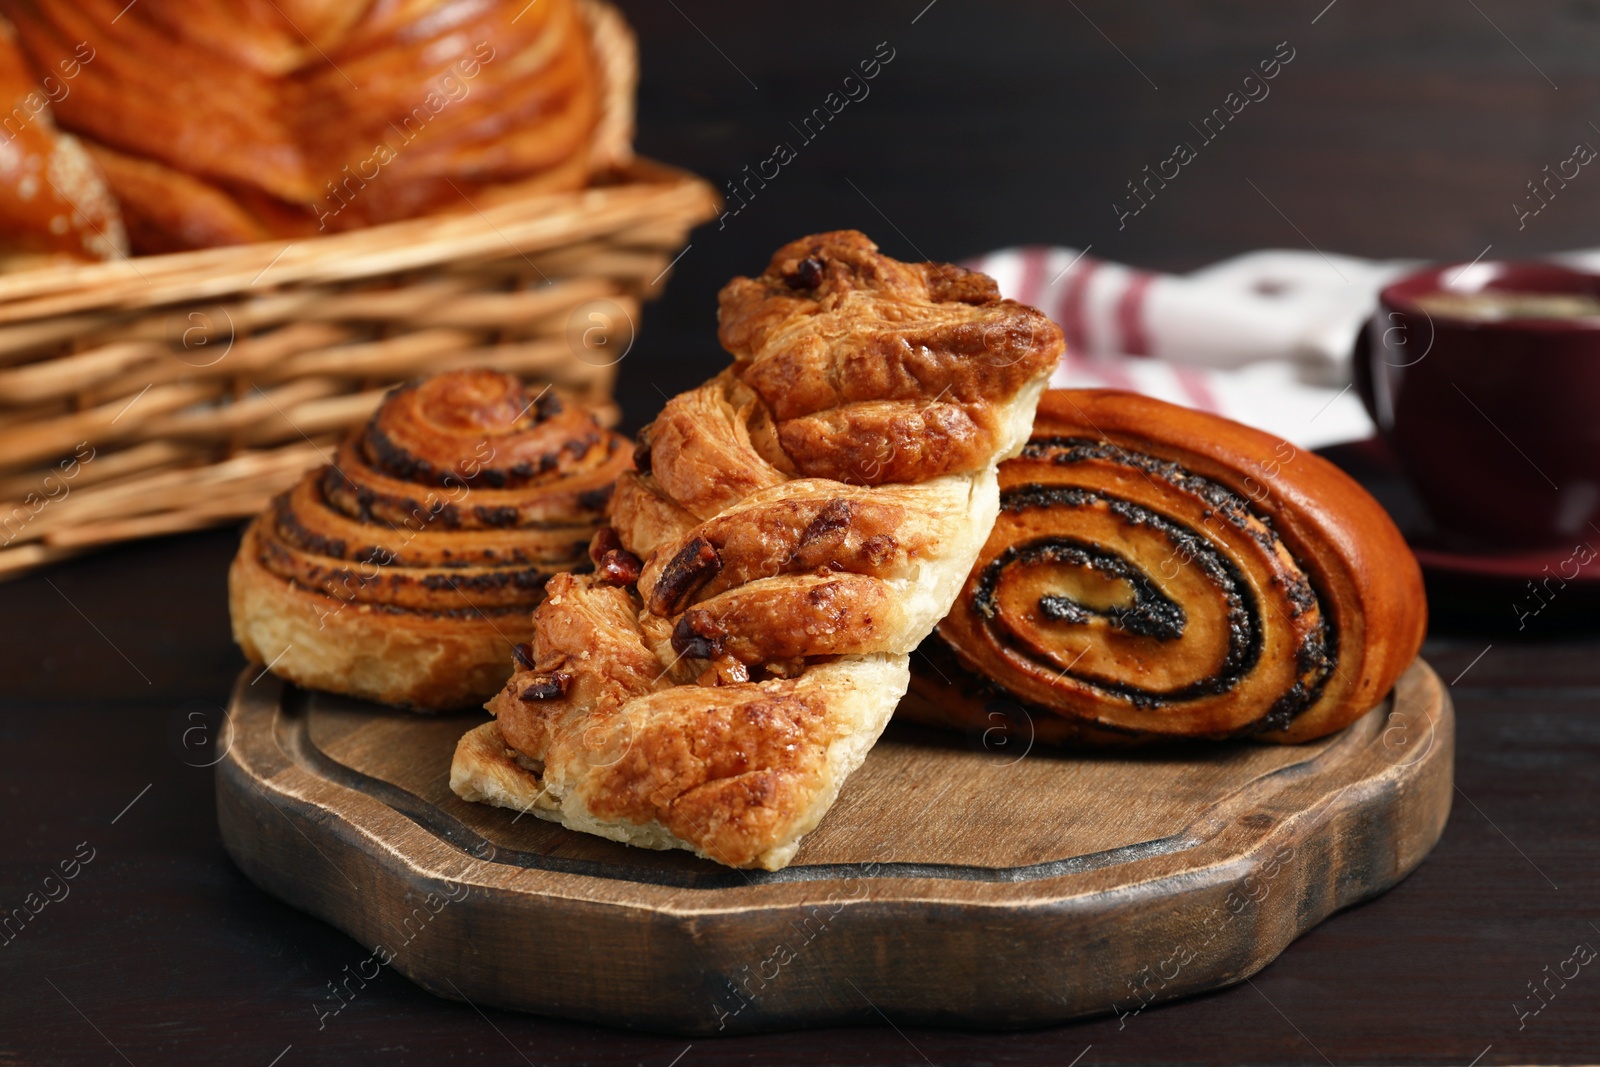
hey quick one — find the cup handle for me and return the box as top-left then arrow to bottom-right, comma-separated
1350,314 -> 1379,424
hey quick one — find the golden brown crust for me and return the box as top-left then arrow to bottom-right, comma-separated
917,389 -> 1426,745
84,142 -> 269,252
488,571 -> 667,758
476,628 -> 909,869
229,368 -> 630,711
635,480 -> 916,615
457,231 -> 1060,868
485,570 -> 866,869
231,520 -> 521,710
607,469 -> 699,562
0,0 -> 602,251
0,20 -> 125,265
449,720 -> 561,817
680,572 -> 905,665
716,230 -> 1064,485
638,370 -> 789,521
578,679 -> 831,866
772,399 -> 989,485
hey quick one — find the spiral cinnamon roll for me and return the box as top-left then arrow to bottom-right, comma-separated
904,389 -> 1426,744
229,369 -> 630,710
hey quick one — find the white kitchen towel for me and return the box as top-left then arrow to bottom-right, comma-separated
965,246 -> 1420,449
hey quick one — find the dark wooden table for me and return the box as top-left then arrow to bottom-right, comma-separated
2,530 -> 1597,1065
6,1 -> 1600,1063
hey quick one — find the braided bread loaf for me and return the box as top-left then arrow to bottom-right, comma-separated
230,369 -> 630,710
0,21 -> 123,266
451,230 -> 1063,869
904,389 -> 1426,745
0,0 -> 610,252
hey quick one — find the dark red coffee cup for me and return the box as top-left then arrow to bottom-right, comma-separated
1354,260 -> 1600,550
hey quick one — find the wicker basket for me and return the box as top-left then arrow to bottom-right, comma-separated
0,1 -> 719,580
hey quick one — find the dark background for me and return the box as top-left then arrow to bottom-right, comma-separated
3,2 -> 1599,1065
612,0 -> 1600,430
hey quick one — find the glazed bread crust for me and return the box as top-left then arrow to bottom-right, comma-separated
907,388 -> 1427,745
0,20 -> 125,265
0,0 -> 604,250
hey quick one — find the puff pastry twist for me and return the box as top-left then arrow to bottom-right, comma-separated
452,230 -> 1062,869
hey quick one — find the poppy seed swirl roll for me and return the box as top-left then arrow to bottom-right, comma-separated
906,389 -> 1426,744
229,368 -> 631,710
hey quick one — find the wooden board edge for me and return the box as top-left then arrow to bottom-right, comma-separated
213,661 -> 1454,1034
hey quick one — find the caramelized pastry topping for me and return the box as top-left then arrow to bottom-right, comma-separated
458,231 -> 1062,869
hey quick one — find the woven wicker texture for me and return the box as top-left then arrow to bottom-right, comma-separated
0,1 -> 719,579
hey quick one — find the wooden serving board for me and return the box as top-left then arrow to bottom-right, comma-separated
216,659 -> 1452,1035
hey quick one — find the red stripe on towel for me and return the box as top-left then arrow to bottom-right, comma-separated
1056,257 -> 1099,356
1116,270 -> 1156,357
1016,247 -> 1047,307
